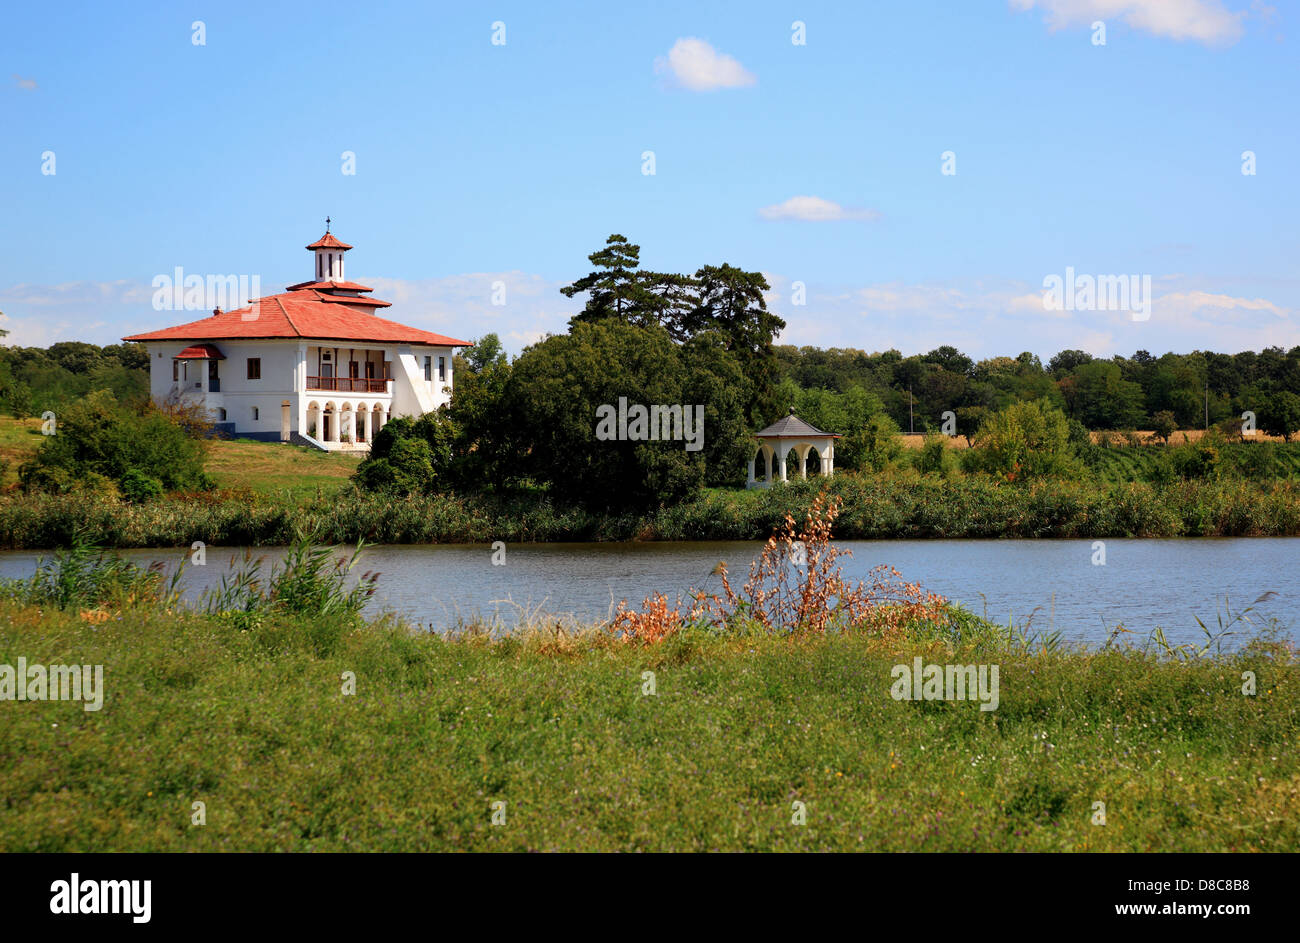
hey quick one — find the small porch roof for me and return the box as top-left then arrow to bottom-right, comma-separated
175,343 -> 225,360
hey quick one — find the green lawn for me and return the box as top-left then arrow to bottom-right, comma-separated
1,600 -> 1294,852
204,438 -> 361,499
0,418 -> 44,487
0,417 -> 360,499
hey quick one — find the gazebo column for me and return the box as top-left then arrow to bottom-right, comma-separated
777,447 -> 788,483
763,448 -> 772,483
798,446 -> 808,479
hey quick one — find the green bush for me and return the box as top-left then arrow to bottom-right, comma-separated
119,468 -> 164,504
915,432 -> 953,476
18,389 -> 210,496
969,399 -> 1078,481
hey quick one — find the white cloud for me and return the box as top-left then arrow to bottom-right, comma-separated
764,275 -> 1297,359
1010,0 -> 1247,45
758,196 -> 881,222
3,272 -> 1294,363
654,38 -> 756,91
1155,290 -> 1287,319
12,74 -> 38,91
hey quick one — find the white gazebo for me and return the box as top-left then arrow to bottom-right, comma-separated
747,409 -> 839,488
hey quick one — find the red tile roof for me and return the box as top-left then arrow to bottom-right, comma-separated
306,233 -> 352,250
123,289 -> 471,347
175,343 -> 225,360
317,294 -> 390,308
285,279 -> 374,292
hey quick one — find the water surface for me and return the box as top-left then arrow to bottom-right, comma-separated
2,539 -> 1295,645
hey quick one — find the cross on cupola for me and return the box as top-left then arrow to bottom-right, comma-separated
305,219 -> 353,283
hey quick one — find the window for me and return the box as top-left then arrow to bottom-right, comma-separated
423,356 -> 432,381
218,408 -> 227,422
317,255 -> 322,279
247,357 -> 261,380
252,406 -> 259,421
438,356 -> 446,382
364,360 -> 375,379
349,361 -> 359,379
172,360 -> 179,382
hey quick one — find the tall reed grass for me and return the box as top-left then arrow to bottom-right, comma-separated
0,474 -> 1297,549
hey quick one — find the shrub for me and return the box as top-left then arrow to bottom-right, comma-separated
849,412 -> 903,473
915,432 -> 952,476
119,468 -> 164,504
1152,411 -> 1177,444
19,389 -> 210,496
970,400 -> 1078,481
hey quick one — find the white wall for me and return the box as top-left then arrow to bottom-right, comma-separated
144,337 -> 457,440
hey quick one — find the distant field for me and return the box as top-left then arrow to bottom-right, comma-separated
900,429 -> 1290,449
0,417 -> 360,498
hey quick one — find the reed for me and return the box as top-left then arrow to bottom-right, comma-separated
0,473 -> 1298,549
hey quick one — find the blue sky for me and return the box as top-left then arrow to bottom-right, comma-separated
1,0 -> 1296,358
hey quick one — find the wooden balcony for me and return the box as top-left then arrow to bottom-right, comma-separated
306,376 -> 391,393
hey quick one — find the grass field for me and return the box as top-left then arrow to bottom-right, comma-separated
0,417 -> 361,498
203,439 -> 361,499
1,598 -> 1295,852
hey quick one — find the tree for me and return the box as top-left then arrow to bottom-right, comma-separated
562,234 -> 691,332
1064,360 -> 1144,429
463,333 -> 507,373
848,412 -> 903,473
354,411 -> 456,494
19,389 -> 210,497
1048,349 -> 1094,377
680,263 -> 784,425
496,321 -> 749,508
970,399 -> 1077,480
1151,410 -> 1177,444
922,345 -> 973,377
954,406 -> 988,447
1260,391 -> 1300,442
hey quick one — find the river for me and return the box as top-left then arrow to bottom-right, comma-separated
2,538 -> 1296,645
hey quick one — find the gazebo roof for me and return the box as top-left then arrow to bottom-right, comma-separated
755,410 -> 839,438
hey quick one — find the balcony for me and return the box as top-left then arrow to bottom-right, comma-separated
306,376 -> 391,393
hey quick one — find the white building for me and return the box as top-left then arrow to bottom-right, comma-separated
124,227 -> 470,452
747,410 -> 838,487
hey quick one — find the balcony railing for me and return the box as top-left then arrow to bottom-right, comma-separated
306,376 -> 391,393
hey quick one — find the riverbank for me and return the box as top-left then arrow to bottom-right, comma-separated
2,597 -> 1295,851
2,473 -> 1299,549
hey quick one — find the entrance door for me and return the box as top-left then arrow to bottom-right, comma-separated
207,360 -> 220,392
323,414 -> 331,441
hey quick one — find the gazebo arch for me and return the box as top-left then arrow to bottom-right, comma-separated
747,409 -> 839,488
